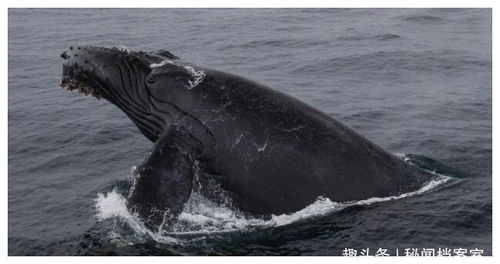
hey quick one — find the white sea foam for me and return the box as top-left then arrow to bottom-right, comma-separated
95,171 -> 450,243
182,65 -> 206,89
103,45 -> 130,53
116,45 -> 130,53
150,59 -> 173,68
149,59 -> 205,89
95,190 -> 180,244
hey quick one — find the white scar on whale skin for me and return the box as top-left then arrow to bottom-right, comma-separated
231,133 -> 244,149
254,134 -> 270,152
150,60 -> 206,89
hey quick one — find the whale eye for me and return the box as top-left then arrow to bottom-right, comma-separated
146,75 -> 157,84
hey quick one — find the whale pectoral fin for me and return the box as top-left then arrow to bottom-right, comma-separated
127,125 -> 202,232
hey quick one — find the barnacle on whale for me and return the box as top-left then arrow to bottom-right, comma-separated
59,77 -> 102,99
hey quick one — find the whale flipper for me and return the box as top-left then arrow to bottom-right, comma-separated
127,125 -> 202,231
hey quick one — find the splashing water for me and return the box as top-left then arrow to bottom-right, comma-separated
116,45 -> 130,53
182,65 -> 206,89
150,59 -> 173,68
95,166 -> 450,244
95,190 -> 180,244
102,45 -> 130,53
149,59 -> 205,89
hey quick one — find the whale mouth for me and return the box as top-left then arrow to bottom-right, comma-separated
59,59 -> 103,100
59,47 -> 104,100
59,75 -> 102,99
59,45 -> 179,102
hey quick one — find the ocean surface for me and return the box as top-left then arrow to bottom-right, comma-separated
8,9 -> 491,256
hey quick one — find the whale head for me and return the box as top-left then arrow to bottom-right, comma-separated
60,46 -> 209,231
60,45 -> 180,142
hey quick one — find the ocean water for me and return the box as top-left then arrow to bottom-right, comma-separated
8,8 -> 491,256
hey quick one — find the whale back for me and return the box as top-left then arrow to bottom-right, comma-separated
151,67 -> 434,214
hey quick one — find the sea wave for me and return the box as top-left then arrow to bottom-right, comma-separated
95,166 -> 450,245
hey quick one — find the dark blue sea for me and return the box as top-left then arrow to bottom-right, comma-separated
8,8 -> 491,256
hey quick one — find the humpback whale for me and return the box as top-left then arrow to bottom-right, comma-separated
60,46 -> 434,231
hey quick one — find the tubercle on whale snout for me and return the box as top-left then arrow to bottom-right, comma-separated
58,45 -> 171,101
59,67 -> 103,99
60,47 -> 106,99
